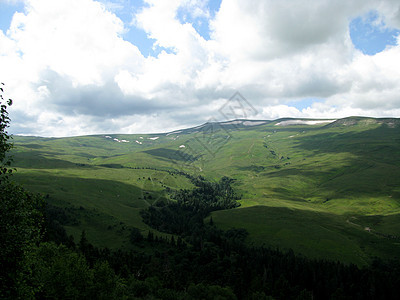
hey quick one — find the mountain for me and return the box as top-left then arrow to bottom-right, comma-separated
10,117 -> 400,265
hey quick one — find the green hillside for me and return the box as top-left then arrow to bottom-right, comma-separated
10,117 -> 400,264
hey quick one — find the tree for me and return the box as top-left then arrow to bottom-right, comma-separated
0,83 -> 13,179
32,243 -> 93,299
129,227 -> 143,244
0,85 -> 44,299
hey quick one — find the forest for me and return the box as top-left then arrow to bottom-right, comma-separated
3,173 -> 400,299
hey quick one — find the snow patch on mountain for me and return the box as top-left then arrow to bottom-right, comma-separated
243,121 -> 268,126
275,120 -> 336,126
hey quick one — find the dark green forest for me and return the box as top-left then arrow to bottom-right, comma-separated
2,86 -> 400,299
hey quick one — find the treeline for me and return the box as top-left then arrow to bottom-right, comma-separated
3,173 -> 400,299
3,170 -> 400,299
140,176 -> 240,235
38,174 -> 400,299
36,212 -> 400,300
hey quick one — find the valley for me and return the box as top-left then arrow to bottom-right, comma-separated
10,117 -> 400,265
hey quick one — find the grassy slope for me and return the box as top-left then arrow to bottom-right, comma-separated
11,134 -> 194,248
10,118 -> 400,264
206,120 -> 400,265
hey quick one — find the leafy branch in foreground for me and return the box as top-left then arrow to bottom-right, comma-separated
0,84 -> 44,299
0,83 -> 13,179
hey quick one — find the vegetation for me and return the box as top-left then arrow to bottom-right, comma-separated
0,85 -> 44,298
26,193 -> 400,299
140,176 -> 240,234
3,84 -> 400,298
10,117 -> 400,264
0,83 -> 13,178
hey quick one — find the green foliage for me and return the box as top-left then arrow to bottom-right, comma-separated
46,218 -> 400,299
0,83 -> 13,179
33,243 -> 93,299
0,183 -> 44,298
31,242 -> 122,299
92,261 -> 120,300
129,227 -> 143,244
0,85 -> 45,299
174,176 -> 240,212
140,176 -> 240,235
186,283 -> 236,300
43,202 -> 77,245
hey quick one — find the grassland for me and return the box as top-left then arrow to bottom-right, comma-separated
10,117 -> 400,264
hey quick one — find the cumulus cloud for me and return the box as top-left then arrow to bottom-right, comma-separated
0,0 -> 400,136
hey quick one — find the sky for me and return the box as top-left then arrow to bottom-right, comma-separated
0,0 -> 400,137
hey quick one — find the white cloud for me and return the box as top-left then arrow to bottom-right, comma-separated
0,0 -> 400,137
374,0 -> 400,29
8,0 -> 143,85
210,0 -> 369,61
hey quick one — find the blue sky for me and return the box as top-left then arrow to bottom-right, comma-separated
288,98 -> 324,111
93,0 -> 222,57
350,10 -> 400,55
176,0 -> 221,40
0,0 -> 400,136
0,1 -> 25,31
100,0 -> 159,57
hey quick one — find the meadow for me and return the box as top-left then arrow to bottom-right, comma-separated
11,117 -> 400,264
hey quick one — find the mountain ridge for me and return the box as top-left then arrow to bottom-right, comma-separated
142,116 -> 400,136
12,116 -> 400,139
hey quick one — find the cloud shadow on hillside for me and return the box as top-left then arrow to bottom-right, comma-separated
256,125 -> 400,201
142,148 -> 199,163
12,172 -> 158,210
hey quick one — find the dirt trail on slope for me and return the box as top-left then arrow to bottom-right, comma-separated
247,142 -> 255,154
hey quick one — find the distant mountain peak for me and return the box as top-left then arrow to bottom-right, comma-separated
327,117 -> 400,128
163,117 -> 400,136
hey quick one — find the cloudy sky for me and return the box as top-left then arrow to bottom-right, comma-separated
1,0 -> 400,137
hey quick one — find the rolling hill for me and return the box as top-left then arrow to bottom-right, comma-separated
10,117 -> 400,265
